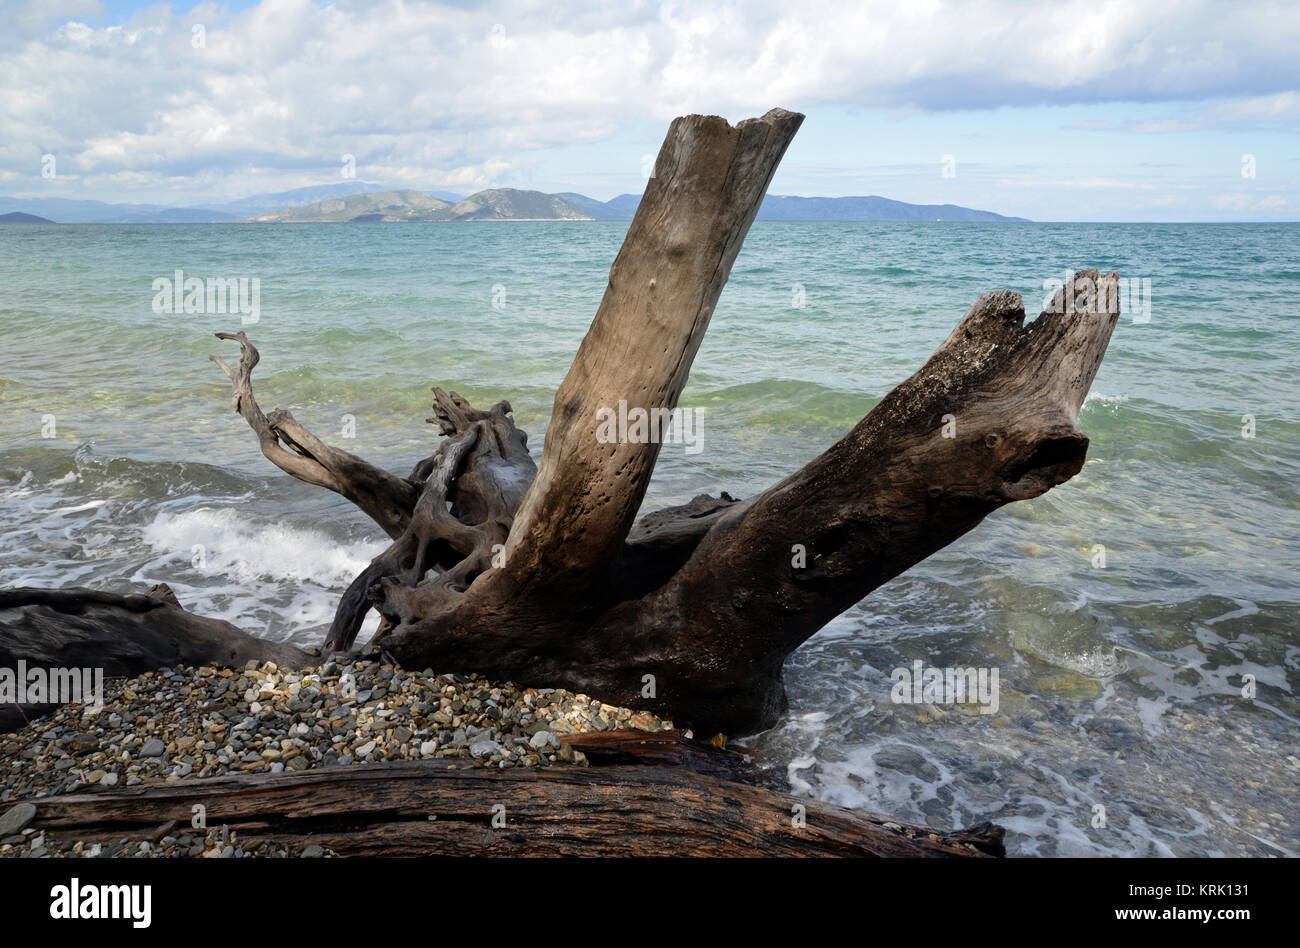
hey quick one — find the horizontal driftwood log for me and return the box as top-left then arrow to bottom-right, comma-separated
0,586 -> 309,732
27,758 -> 1004,857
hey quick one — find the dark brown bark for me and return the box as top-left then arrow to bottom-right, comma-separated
594,276 -> 1122,729
24,758 -> 1003,857
0,585 -> 307,732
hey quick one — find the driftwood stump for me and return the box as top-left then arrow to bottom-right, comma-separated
197,108 -> 1118,734
1,108 -> 1119,742
0,108 -> 1123,856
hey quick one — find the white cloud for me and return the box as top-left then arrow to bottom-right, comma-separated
1,0 -> 1298,199
1212,192 -> 1289,211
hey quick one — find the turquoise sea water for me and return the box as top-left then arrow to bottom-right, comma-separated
1,221 -> 1297,856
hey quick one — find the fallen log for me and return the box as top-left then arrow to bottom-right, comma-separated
0,586 -> 308,732
22,759 -> 1004,857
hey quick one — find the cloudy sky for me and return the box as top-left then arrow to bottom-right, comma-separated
1,0 -> 1297,220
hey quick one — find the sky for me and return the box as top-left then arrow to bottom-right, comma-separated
1,0 -> 1297,221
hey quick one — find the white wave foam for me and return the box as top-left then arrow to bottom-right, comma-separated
141,507 -> 387,587
1,471 -> 34,499
1082,391 -> 1130,406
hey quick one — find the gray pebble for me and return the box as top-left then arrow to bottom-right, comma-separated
0,803 -> 37,836
470,738 -> 502,759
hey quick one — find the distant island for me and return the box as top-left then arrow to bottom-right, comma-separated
0,211 -> 54,224
251,188 -> 592,222
0,182 -> 1028,223
758,195 -> 1026,222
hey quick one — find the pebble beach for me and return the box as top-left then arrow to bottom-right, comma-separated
0,658 -> 674,857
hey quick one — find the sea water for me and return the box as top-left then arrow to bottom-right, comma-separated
1,220 -> 1297,855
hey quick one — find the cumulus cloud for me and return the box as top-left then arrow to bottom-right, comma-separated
1,0 -> 1298,199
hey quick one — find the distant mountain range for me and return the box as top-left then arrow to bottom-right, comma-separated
252,189 -> 1028,223
446,189 -> 589,221
0,184 -> 1028,223
554,192 -> 636,221
0,182 -> 384,223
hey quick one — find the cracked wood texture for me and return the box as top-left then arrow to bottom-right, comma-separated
26,759 -> 1004,857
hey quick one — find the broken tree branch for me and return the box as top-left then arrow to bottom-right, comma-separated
211,331 -> 418,539
603,273 -> 1122,729
498,108 -> 804,600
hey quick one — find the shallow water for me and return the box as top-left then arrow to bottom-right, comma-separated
2,221 -> 1297,856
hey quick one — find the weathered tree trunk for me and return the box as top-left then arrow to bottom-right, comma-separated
23,756 -> 1004,857
195,107 -> 1121,736
0,586 -> 306,732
